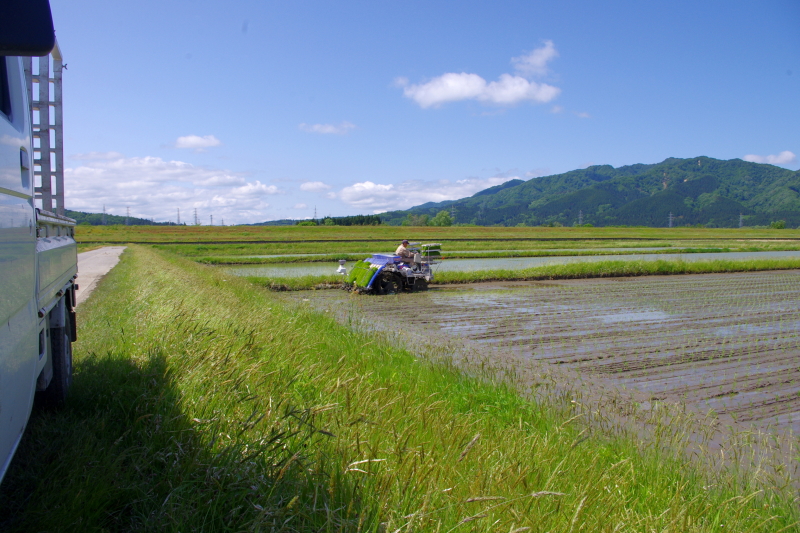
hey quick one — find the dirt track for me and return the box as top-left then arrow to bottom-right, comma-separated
307,271 -> 800,437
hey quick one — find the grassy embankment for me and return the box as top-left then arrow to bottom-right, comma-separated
1,245 -> 795,531
245,257 -> 800,291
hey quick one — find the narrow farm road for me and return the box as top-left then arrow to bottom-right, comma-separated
75,246 -> 127,306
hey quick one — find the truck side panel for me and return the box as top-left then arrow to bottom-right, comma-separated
0,56 -> 38,481
36,233 -> 77,310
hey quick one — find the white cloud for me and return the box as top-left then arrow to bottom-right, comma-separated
743,151 -> 797,165
298,121 -> 355,135
575,111 -> 591,119
300,181 -> 332,192
398,41 -> 561,108
400,73 -> 559,109
175,135 -> 222,150
511,40 -> 558,77
550,105 -> 564,114
196,175 -> 246,187
293,203 -> 307,209
64,153 -> 282,225
338,176 -> 520,212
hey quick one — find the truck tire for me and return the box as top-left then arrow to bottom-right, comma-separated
376,272 -> 402,295
42,311 -> 73,406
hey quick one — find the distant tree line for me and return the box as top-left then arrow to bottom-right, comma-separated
400,210 -> 452,227
66,210 -> 180,226
296,214 -> 383,226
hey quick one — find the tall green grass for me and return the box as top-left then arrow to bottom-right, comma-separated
1,246 -> 795,531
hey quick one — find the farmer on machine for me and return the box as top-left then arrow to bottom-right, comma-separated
396,239 -> 415,265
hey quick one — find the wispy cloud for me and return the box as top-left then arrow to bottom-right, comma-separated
511,40 -> 559,77
293,203 -> 307,209
175,135 -> 222,151
298,121 -> 356,135
337,175 -> 521,212
397,41 -> 560,108
65,152 -> 281,224
743,151 -> 796,166
300,181 -> 332,192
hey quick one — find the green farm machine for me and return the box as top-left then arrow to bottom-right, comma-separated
340,243 -> 442,294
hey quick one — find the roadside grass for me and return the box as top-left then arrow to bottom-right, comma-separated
1,246 -> 796,531
243,257 -> 800,291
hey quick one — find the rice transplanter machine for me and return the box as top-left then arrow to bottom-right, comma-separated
340,243 -> 442,294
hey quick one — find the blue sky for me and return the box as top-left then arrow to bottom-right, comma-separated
51,0 -> 799,224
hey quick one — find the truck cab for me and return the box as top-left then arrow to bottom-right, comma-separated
0,0 -> 77,484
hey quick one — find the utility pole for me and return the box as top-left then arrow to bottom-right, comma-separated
177,208 -> 180,225
126,207 -> 130,226
668,212 -> 674,228
739,213 -> 744,228
194,208 -> 198,226
578,210 -> 583,226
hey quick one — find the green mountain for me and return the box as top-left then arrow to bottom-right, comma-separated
380,157 -> 800,227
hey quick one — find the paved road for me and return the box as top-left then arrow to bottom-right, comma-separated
75,246 -> 127,306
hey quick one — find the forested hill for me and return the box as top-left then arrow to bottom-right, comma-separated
380,157 -> 800,228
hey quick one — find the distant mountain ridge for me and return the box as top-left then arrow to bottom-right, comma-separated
380,157 -> 800,227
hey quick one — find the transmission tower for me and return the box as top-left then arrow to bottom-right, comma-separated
578,210 -> 583,226
194,208 -> 198,226
739,213 -> 744,228
126,207 -> 130,226
177,208 -> 180,225
102,205 -> 106,225
210,214 -> 213,226
668,212 -> 674,228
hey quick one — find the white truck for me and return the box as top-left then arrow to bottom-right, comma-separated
0,0 -> 77,484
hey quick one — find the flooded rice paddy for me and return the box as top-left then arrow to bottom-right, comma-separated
302,270 -> 800,437
227,249 -> 800,278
